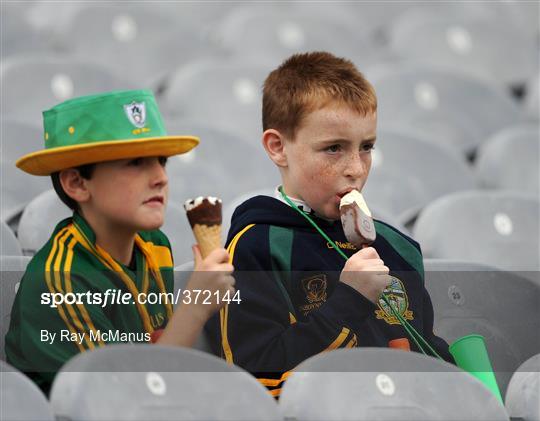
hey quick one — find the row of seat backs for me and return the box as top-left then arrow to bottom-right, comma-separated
3,346 -> 538,420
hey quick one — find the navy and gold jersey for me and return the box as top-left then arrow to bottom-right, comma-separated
205,196 -> 453,398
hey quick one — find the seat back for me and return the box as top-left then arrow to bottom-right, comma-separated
0,256 -> 31,360
414,191 -> 540,272
50,344 -> 281,420
279,348 -> 509,420
424,258 -> 540,396
0,361 -> 55,420
505,353 -> 540,421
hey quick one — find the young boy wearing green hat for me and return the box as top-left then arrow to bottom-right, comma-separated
5,90 -> 235,393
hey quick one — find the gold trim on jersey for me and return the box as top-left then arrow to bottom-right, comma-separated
220,224 -> 255,364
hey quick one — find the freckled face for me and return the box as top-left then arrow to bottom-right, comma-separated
281,103 -> 377,220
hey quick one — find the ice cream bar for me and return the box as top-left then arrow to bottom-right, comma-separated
184,196 -> 222,258
339,190 -> 376,247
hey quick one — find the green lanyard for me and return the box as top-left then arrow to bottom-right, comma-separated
279,187 -> 443,360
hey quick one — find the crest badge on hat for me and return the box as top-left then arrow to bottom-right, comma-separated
124,101 -> 146,128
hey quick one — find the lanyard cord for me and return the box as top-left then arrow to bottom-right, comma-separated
278,187 -> 443,360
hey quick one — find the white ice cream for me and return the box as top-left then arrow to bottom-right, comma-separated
339,190 -> 372,217
183,196 -> 221,211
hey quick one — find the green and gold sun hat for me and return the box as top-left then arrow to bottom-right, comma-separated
16,89 -> 199,175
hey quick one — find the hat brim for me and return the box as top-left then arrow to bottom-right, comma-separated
16,136 -> 199,176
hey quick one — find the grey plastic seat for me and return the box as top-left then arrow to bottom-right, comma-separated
0,256 -> 31,360
368,63 -> 523,155
62,4 -> 218,87
1,54 -> 133,127
1,221 -> 22,256
363,128 -> 477,224
50,344 -> 281,420
0,162 -> 50,223
414,191 -> 539,272
161,59 -> 270,142
160,200 -> 199,266
525,74 -> 539,122
1,4 -> 55,59
424,259 -> 540,396
1,119 -> 43,165
17,189 -> 70,256
164,123 -> 278,207
211,7 -> 377,66
505,353 -> 540,421
173,261 -> 212,353
279,348 -> 509,420
388,17 -> 537,87
0,360 -> 55,420
475,125 -> 539,197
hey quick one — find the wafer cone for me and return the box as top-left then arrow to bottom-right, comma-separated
192,223 -> 222,258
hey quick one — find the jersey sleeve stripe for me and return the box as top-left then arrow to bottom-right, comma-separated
64,236 -> 105,347
53,232 -> 96,351
44,227 -> 86,353
219,224 -> 256,364
324,327 -> 351,351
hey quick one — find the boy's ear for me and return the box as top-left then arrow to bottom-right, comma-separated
59,169 -> 90,203
262,129 -> 288,168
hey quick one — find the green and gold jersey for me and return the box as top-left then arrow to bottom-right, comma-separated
5,212 -> 174,393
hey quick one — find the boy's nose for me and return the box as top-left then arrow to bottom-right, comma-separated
344,153 -> 367,180
150,159 -> 168,187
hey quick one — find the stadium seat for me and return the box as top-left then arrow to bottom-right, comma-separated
161,59 -> 270,142
1,54 -> 133,127
475,125 -> 539,197
0,162 -> 50,223
1,221 -> 22,256
279,348 -> 509,420
211,7 -> 377,67
0,256 -> 31,360
525,74 -> 539,122
505,353 -> 540,421
363,128 -> 477,224
50,344 -> 281,420
1,4 -> 55,59
61,4 -> 219,87
1,119 -> 43,165
160,201 -> 196,266
388,17 -> 537,87
424,259 -> 540,396
173,261 -> 212,353
414,191 -> 539,272
164,122 -> 278,207
368,63 -> 523,155
17,190 -> 70,256
0,360 -> 55,420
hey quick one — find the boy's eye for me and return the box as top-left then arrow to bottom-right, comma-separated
128,158 -> 143,166
362,143 -> 375,152
158,156 -> 168,167
325,144 -> 341,153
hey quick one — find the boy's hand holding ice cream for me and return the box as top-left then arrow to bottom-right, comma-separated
339,190 -> 390,303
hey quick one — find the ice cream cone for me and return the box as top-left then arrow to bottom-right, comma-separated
184,196 -> 223,258
192,223 -> 222,258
